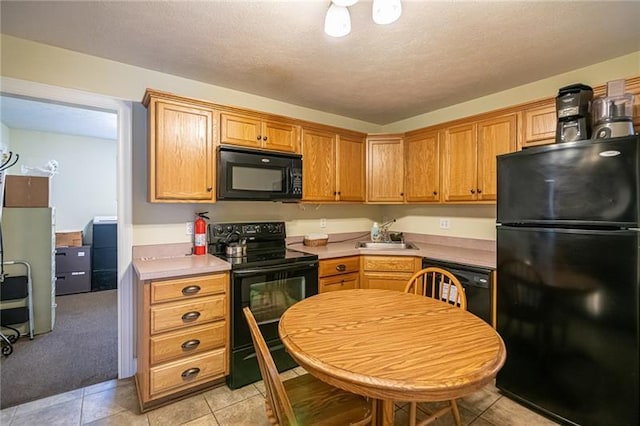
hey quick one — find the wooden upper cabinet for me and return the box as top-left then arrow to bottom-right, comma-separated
522,101 -> 556,148
477,114 -> 517,201
336,134 -> 365,202
302,128 -> 337,202
302,128 -> 365,202
366,135 -> 405,203
405,130 -> 440,202
443,123 -> 477,202
220,112 -> 299,153
148,98 -> 216,203
443,114 -> 517,203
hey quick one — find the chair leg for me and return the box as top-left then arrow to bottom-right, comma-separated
409,402 -> 417,426
450,399 -> 461,426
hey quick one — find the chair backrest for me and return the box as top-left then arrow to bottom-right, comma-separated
404,267 -> 467,310
243,307 -> 297,425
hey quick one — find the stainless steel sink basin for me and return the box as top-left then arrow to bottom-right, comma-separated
356,241 -> 418,250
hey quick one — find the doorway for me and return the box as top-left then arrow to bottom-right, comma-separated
0,77 -> 133,407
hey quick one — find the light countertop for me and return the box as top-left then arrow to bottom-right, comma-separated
132,234 -> 496,281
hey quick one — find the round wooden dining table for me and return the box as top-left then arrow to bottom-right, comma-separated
279,289 -> 506,426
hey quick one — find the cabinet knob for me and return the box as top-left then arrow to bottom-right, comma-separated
433,191 -> 438,196
477,188 -> 482,194
263,136 -> 268,141
336,264 -> 346,272
207,186 -> 213,192
400,192 -> 404,196
470,189 -> 476,194
257,135 -> 262,141
181,367 -> 201,379
333,191 -> 337,195
182,285 -> 201,295
181,339 -> 201,351
338,191 -> 341,195
182,311 -> 201,322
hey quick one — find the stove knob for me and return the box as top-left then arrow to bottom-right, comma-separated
266,224 -> 274,232
214,225 -> 223,235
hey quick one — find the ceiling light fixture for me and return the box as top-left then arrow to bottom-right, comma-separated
372,0 -> 402,25
324,3 -> 351,37
324,0 -> 402,37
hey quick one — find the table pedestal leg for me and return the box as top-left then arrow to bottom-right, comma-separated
375,399 -> 394,426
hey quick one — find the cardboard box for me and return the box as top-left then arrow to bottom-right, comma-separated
55,231 -> 83,248
4,175 -> 50,208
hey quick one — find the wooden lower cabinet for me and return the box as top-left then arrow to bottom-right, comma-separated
136,272 -> 229,411
360,256 -> 422,292
319,256 -> 360,293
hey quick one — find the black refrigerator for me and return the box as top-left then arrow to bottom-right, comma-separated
496,135 -> 639,426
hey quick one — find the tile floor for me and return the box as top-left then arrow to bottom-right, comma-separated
0,367 -> 560,426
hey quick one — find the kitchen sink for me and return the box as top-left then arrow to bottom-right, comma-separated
356,241 -> 418,250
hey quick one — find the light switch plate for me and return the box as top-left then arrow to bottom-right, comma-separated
186,221 -> 194,235
439,218 -> 450,229
320,218 -> 327,228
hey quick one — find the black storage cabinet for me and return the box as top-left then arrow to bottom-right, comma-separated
91,222 -> 117,291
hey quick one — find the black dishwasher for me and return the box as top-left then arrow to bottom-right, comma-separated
422,258 -> 494,327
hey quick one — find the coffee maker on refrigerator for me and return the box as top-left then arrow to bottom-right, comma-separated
555,83 -> 593,143
592,79 -> 635,139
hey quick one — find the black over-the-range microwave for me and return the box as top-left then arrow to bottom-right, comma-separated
217,145 -> 303,201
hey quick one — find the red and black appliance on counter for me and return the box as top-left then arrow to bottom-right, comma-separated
208,221 -> 318,389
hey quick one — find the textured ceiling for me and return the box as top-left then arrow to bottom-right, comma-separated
1,1 -> 639,125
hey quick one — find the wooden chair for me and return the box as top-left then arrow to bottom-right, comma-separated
403,267 -> 467,426
243,307 -> 373,426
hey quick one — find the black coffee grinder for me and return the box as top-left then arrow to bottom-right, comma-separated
555,83 -> 593,143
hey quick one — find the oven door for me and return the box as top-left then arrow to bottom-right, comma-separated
231,260 -> 318,349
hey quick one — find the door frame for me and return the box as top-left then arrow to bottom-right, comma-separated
0,76 -> 135,378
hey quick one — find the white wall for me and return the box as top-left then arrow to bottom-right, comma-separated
8,128 -> 117,238
0,123 -> 9,150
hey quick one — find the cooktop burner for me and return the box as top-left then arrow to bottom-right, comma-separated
208,221 -> 318,269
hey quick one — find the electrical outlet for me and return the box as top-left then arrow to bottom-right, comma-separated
320,218 -> 327,228
186,221 -> 194,235
439,218 -> 450,229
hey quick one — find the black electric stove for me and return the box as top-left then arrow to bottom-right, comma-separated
208,221 -> 319,389
207,221 -> 318,268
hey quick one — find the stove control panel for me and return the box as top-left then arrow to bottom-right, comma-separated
209,221 -> 286,241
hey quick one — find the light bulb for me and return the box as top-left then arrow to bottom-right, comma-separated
324,3 -> 351,37
372,0 -> 402,25
332,0 -> 358,6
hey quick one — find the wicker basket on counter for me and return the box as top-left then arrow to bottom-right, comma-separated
303,234 -> 329,247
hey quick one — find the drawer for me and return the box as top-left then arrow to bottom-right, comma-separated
149,347 -> 226,396
55,246 -> 91,273
319,272 -> 359,293
151,294 -> 226,334
362,256 -> 418,272
92,247 -> 117,270
55,271 -> 91,295
150,321 -> 226,365
319,256 -> 359,277
151,274 -> 227,304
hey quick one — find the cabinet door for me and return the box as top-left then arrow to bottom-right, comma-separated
367,136 -> 404,202
302,128 -> 337,201
405,130 -> 440,202
319,272 -> 359,293
523,102 -> 556,148
443,123 -> 477,202
337,135 -> 365,202
477,114 -> 517,201
360,272 -> 413,292
152,100 -> 215,202
262,119 -> 299,153
220,112 -> 262,149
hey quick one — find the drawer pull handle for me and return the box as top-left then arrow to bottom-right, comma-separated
182,311 -> 201,322
336,264 -> 346,272
182,285 -> 201,295
181,367 -> 200,379
181,339 -> 201,351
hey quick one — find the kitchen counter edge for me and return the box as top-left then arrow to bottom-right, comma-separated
132,254 -> 231,281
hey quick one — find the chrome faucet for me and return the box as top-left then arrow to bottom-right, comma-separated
379,219 -> 396,242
